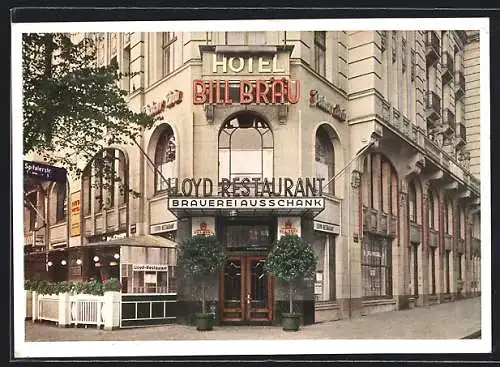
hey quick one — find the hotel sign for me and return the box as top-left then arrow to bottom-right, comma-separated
167,177 -> 325,212
194,54 -> 300,105
170,197 -> 325,210
309,89 -> 347,122
166,177 -> 326,198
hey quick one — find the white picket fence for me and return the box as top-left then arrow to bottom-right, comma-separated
38,295 -> 59,322
69,295 -> 105,328
27,291 -> 120,330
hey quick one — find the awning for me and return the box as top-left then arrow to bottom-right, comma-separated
167,197 -> 325,219
85,234 -> 177,248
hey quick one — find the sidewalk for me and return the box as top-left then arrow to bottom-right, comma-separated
24,297 -> 481,341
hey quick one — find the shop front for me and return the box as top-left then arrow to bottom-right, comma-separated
168,178 -> 325,326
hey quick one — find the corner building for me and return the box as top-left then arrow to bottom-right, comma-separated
23,30 -> 481,326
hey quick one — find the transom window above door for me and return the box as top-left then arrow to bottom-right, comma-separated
218,112 -> 274,186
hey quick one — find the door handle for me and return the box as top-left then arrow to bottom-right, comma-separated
247,294 -> 251,304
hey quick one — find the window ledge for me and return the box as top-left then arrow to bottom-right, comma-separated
315,301 -> 339,310
362,298 -> 396,306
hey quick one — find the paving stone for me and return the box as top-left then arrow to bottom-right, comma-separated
24,297 -> 481,341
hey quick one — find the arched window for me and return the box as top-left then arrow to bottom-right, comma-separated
82,149 -> 128,215
367,154 -> 397,214
315,125 -> 335,195
218,112 -> 273,182
428,190 -> 435,229
362,153 -> 397,299
154,126 -> 176,193
408,182 -> 417,222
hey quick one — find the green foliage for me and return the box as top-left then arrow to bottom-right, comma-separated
22,33 -> 154,180
177,235 -> 227,278
103,277 -> 121,292
24,278 -> 121,296
264,235 -> 317,283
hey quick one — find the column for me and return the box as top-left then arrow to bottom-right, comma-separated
347,168 -> 363,318
396,179 -> 410,309
420,183 -> 429,306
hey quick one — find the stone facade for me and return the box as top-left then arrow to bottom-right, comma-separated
24,30 -> 482,324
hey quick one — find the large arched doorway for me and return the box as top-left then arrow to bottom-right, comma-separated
217,111 -> 275,324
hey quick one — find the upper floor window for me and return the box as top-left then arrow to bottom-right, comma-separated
154,126 -> 176,193
472,213 -> 480,239
218,112 -> 273,183
458,204 -> 465,239
444,199 -> 453,235
363,154 -> 398,216
428,189 -> 436,230
82,149 -> 128,215
408,182 -> 417,222
26,191 -> 38,231
162,32 -> 176,77
314,31 -> 326,77
315,125 -> 335,195
55,182 -> 67,223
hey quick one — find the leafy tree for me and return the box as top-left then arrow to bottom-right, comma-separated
22,33 -> 155,193
177,235 -> 227,314
264,235 -> 317,314
22,32 -> 155,219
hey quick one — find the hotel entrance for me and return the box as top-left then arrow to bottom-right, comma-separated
217,219 -> 275,324
220,255 -> 273,323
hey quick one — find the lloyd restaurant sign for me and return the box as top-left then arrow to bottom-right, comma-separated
167,177 -> 325,211
309,89 -> 347,122
194,54 -> 300,105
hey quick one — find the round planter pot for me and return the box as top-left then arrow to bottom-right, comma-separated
281,313 -> 301,331
195,313 -> 214,331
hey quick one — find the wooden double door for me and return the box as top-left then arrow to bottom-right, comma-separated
220,255 -> 273,324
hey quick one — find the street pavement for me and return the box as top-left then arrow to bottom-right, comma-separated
24,297 -> 481,341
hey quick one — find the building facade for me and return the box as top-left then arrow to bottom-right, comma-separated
24,30 -> 481,325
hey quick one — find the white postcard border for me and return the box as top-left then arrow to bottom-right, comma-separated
11,17 -> 491,358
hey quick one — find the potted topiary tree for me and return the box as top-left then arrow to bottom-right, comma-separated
177,235 -> 226,331
264,234 -> 317,331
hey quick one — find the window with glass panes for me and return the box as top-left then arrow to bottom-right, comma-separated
218,112 -> 273,192
55,182 -> 67,222
121,264 -> 176,294
314,31 -> 326,76
362,235 -> 392,298
162,32 -> 176,77
315,126 -> 335,195
154,126 -> 176,193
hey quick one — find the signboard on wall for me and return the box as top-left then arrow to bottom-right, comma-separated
314,282 -> 323,295
70,192 -> 81,237
277,217 -> 301,240
192,217 -> 215,237
150,221 -> 178,234
24,160 -> 67,182
133,264 -> 169,271
313,220 -> 340,235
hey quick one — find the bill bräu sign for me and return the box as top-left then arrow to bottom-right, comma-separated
166,177 -> 326,211
193,53 -> 300,105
